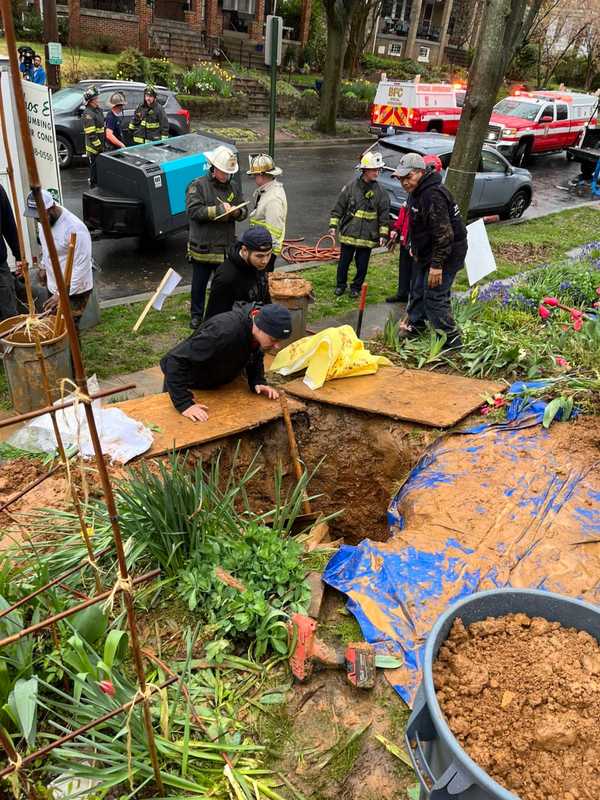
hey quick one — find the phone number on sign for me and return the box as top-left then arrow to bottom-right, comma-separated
33,147 -> 55,163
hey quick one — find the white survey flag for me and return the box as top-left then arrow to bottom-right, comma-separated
152,268 -> 182,310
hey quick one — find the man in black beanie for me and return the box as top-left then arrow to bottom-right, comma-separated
160,302 -> 292,422
204,227 -> 273,320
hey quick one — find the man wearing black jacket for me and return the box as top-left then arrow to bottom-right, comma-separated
0,185 -> 23,322
394,153 -> 468,349
204,227 -> 272,320
160,302 -> 292,422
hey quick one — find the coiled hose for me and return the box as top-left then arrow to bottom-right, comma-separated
281,234 -> 340,264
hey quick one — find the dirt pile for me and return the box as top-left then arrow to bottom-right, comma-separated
434,614 -> 600,800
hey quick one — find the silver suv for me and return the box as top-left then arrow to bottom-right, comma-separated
52,80 -> 191,169
371,132 -> 533,220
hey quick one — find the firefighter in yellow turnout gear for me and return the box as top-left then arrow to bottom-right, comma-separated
82,86 -> 105,188
329,150 -> 390,298
128,85 -> 169,145
247,154 -> 287,272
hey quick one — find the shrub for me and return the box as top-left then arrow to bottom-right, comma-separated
339,92 -> 370,118
180,61 -> 234,97
113,47 -> 148,82
84,34 -> 117,54
17,10 -> 43,40
298,87 -> 319,117
341,78 -> 376,102
360,52 -> 447,83
176,93 -> 247,118
147,57 -> 174,88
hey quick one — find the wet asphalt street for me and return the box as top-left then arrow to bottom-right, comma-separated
60,144 -> 584,301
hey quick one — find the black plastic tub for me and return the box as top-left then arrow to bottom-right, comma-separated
405,588 -> 600,799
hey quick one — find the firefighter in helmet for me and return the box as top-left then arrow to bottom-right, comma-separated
329,150 -> 390,298
247,154 -> 287,272
82,85 -> 105,188
128,85 -> 169,145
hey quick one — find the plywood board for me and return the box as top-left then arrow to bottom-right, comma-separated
283,367 -> 504,428
113,378 -> 305,458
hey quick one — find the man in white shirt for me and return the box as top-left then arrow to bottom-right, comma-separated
23,190 -> 93,329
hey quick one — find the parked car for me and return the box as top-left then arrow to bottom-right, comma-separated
51,80 -> 191,169
366,132 -> 533,220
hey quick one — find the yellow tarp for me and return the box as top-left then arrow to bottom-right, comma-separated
270,325 -> 392,390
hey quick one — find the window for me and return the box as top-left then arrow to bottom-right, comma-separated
481,150 -> 507,173
556,104 -> 568,121
539,104 -> 554,121
417,46 -> 430,62
493,99 -> 540,122
388,42 -> 403,56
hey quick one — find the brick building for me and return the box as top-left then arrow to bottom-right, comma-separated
67,0 -> 312,66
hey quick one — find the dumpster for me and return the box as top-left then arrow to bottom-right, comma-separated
83,133 -> 241,240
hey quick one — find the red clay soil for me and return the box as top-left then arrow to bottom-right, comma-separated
434,614 -> 600,800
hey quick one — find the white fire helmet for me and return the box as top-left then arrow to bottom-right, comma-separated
357,150 -> 385,170
207,145 -> 239,175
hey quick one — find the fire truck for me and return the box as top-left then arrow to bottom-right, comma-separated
484,90 -> 598,166
370,76 -> 465,137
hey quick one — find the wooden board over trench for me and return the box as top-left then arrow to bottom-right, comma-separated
283,366 -> 504,428
113,378 -> 305,458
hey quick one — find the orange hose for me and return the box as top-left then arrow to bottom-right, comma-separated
281,234 -> 340,264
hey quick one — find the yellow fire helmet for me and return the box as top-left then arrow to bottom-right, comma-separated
247,153 -> 283,177
357,150 -> 385,170
206,145 -> 239,175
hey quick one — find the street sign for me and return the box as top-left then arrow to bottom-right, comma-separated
264,15 -> 283,67
47,42 -> 62,65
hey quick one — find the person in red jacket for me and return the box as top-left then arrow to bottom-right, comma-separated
386,154 -> 442,304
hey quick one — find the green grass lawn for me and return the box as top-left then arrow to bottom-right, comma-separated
1,206 -> 599,410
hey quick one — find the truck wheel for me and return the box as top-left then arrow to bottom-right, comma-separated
57,135 -> 73,169
501,189 -> 529,220
512,140 -> 530,167
427,121 -> 442,133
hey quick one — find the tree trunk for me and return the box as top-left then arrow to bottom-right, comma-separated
445,0 -> 543,220
315,21 -> 347,134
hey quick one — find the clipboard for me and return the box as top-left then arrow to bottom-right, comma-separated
214,201 -> 249,221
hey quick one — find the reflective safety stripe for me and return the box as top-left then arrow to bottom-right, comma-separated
329,217 -> 339,227
353,210 -> 377,220
141,120 -> 160,128
379,226 -> 389,235
339,235 -> 377,248
83,125 -> 96,134
132,136 -> 145,144
86,145 -> 100,155
188,247 -> 225,262
250,219 -> 283,254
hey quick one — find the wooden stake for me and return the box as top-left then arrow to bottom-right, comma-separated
279,391 -> 312,516
132,269 -> 171,333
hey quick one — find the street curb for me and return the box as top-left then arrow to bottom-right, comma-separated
234,136 -> 375,152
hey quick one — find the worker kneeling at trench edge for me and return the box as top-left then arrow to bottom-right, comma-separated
160,302 -> 292,422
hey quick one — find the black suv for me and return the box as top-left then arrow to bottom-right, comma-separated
52,80 -> 191,168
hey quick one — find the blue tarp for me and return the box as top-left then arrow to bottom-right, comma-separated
323,384 -> 600,705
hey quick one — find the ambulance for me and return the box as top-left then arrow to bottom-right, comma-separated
370,76 -> 465,137
485,89 -> 599,165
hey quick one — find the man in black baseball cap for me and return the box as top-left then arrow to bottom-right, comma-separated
160,302 -> 291,422
204,227 -> 273,321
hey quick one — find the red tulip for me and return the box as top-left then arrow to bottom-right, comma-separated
494,396 -> 505,407
570,309 -> 583,319
573,317 -> 583,332
596,286 -> 600,296
480,405 -> 492,415
555,356 -> 569,368
542,296 -> 559,307
538,306 -> 551,320
99,680 -> 116,697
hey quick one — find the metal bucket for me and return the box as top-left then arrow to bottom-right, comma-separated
0,315 -> 73,414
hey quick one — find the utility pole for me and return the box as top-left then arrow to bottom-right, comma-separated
265,12 -> 282,159
42,0 -> 60,91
